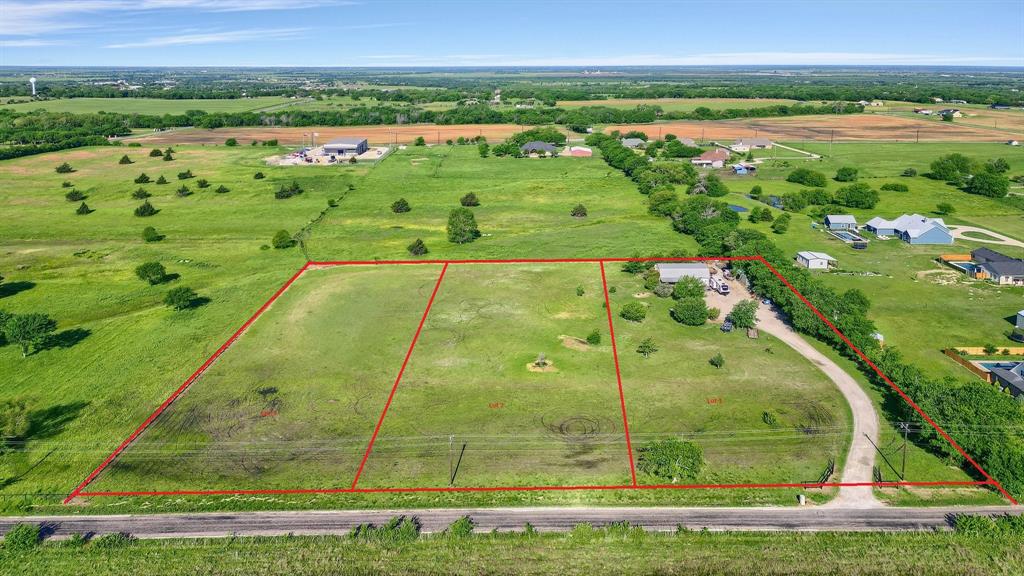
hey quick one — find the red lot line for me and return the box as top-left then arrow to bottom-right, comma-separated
65,257 -> 1017,504
62,262 -> 312,504
349,262 -> 449,490
599,261 -> 638,486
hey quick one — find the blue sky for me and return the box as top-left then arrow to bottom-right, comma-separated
2,0 -> 1023,67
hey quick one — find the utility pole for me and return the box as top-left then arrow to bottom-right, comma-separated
916,128 -> 920,144
829,129 -> 834,156
898,422 -> 910,480
448,434 -> 454,486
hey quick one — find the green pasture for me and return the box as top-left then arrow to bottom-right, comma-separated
1,96 -> 294,115
557,98 -> 803,112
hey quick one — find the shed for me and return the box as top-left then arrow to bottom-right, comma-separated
520,141 -> 557,154
323,137 -> 369,156
568,146 -> 592,157
654,262 -> 710,285
1017,310 -> 1024,330
824,215 -> 857,230
621,138 -> 647,149
796,251 -> 836,270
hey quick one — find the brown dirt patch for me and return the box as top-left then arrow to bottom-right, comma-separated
559,335 -> 591,352
527,361 -> 558,373
633,292 -> 652,298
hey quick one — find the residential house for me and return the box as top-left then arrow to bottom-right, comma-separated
990,362 -> 1024,398
655,263 -> 710,285
520,141 -> 557,155
731,138 -> 773,152
796,251 -> 836,270
691,148 -> 730,168
824,215 -> 857,230
621,137 -> 647,149
677,137 -> 696,147
864,214 -> 953,244
972,247 -> 1024,285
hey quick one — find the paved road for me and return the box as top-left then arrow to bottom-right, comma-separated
1,506 -> 1019,538
706,281 -> 881,508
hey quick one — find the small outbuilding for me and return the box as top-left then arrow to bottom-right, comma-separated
731,163 -> 757,175
323,137 -> 369,156
567,146 -> 593,157
1017,310 -> 1024,330
621,137 -> 647,149
520,141 -> 557,155
824,215 -> 857,230
796,251 -> 836,270
655,262 -> 710,285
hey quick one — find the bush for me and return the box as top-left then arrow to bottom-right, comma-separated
749,184 -> 763,199
254,171 -> 265,180
653,283 -> 673,298
149,148 -> 164,157
55,162 -> 74,174
75,202 -> 92,215
901,167 -> 917,177
131,188 -> 150,199
391,198 -> 411,213
413,136 -> 426,146
771,213 -> 791,234
671,276 -> 705,300
275,181 -> 303,199
936,202 -> 956,215
460,192 -> 480,207
407,238 -> 428,256
142,226 -> 162,242
965,171 -> 1009,198
571,204 -> 588,218
986,158 -> 1010,174
636,337 -> 658,358
834,182 -> 879,208
272,230 -> 295,249
162,152 -> 174,161
880,182 -> 909,192
164,287 -> 198,310
177,170 -> 193,180
134,200 -> 157,217
671,298 -> 708,326
728,300 -> 759,329
707,307 -> 720,320
61,181 -> 73,188
447,207 -> 480,244
834,167 -> 858,182
134,261 -> 167,285
224,138 -> 238,146
134,173 -> 151,184
65,189 -> 85,202
118,154 -> 133,165
156,175 -> 168,185
445,516 -> 474,538
586,329 -> 601,345
620,301 -> 647,323
215,185 -> 229,194
175,185 -> 191,197
709,352 -> 725,368
3,523 -> 40,551
196,178 -> 210,188
478,142 -> 489,158
786,168 -> 827,187
637,439 -> 703,481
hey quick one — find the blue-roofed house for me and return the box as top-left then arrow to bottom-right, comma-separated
865,214 -> 953,244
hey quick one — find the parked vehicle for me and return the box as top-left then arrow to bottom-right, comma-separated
721,320 -> 734,332
709,276 -> 731,295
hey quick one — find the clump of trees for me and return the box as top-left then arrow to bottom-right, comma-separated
637,438 -> 703,482
786,168 -> 828,188
927,153 -> 1010,198
275,181 -> 303,199
272,230 -> 295,249
460,192 -> 480,207
447,207 -> 480,243
833,182 -> 879,209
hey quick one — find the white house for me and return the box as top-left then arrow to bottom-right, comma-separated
731,138 -> 773,152
655,262 -> 710,285
796,251 -> 836,270
824,215 -> 857,230
864,214 -> 953,245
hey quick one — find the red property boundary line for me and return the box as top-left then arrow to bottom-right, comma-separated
600,261 -> 638,487
65,256 -> 1017,504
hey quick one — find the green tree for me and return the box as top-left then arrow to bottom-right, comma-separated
620,301 -> 647,323
728,300 -> 759,329
142,226 -> 162,242
155,175 -> 168,185
709,352 -> 725,368
131,188 -> 150,199
786,168 -> 827,187
391,198 -> 411,213
164,287 -> 198,310
176,185 -> 191,197
637,438 -> 703,481
4,313 -> 57,357
902,167 -> 917,177
149,148 -> 164,157
134,200 -> 157,217
965,171 -> 1009,198
929,153 -> 974,182
177,170 -> 193,180
254,171 -> 265,180
407,238 -> 428,256
478,142 -> 490,158
570,204 -> 588,218
671,276 -> 705,300
771,213 -> 791,234
586,329 -> 601,345
134,173 -> 150,184
834,166 -> 858,182
65,189 -> 85,202
215,185 -> 230,194
118,154 -> 133,165
272,230 -> 295,249
134,261 -> 167,285
55,162 -> 74,174
985,158 -> 1010,173
225,138 -> 238,147
196,178 -> 210,188
834,182 -> 879,208
460,192 -> 480,207
0,399 -> 30,449
75,202 -> 91,215
636,337 -> 658,358
162,151 -> 174,161
936,202 -> 956,215
447,207 -> 480,244
670,298 -> 708,326
413,136 -> 426,146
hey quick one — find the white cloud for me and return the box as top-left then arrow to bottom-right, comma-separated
0,39 -> 66,47
105,28 -> 306,48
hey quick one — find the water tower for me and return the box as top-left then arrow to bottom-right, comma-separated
29,77 -> 37,96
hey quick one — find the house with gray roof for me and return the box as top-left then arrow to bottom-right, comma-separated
323,137 -> 369,155
990,362 -> 1024,397
731,138 -> 773,152
864,214 -> 953,244
621,137 -> 647,149
970,247 -> 1024,285
655,262 -> 710,285
824,215 -> 857,230
520,141 -> 557,155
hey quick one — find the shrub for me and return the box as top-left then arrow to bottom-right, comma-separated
164,287 -> 198,310
134,173 -> 151,184
880,182 -> 909,192
586,329 -> 601,345
834,182 -> 879,208
671,298 -> 708,326
162,152 -> 174,161
571,204 -> 588,218
636,337 -> 658,358
749,184 -> 763,199
965,171 -> 1009,198
445,516 -> 474,538
215,185 -> 229,194
728,300 -> 759,329
413,136 -> 426,146
986,158 -> 1010,174
637,439 -> 703,481
134,261 -> 167,285
707,307 -> 720,320
118,154 -> 133,165
263,139 -> 278,146
134,200 -> 157,217
643,268 -> 661,290
771,213 -> 791,234
55,162 -> 74,174
901,167 -> 917,177
131,188 -> 150,199
156,175 -> 168,184
576,285 -> 585,297
142,226 -> 162,242
349,517 -> 421,546
834,167 -> 858,182
786,168 -> 827,187
93,533 -> 135,549
149,148 -> 164,157
61,181 -> 73,188
671,276 -> 705,300
709,352 -> 725,368
254,171 -> 265,180
460,192 -> 480,207
407,238 -> 428,256
620,301 -> 647,323
272,230 -> 295,249
176,185 -> 191,197
653,283 -> 673,298
177,170 -> 193,180
391,198 -> 411,213
936,202 -> 956,215
3,523 -> 40,551
478,142 -> 489,158
225,138 -> 238,146
196,178 -> 210,188
65,189 -> 85,202
75,202 -> 92,215
275,181 -> 303,199
446,207 -> 480,244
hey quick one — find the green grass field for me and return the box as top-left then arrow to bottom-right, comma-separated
556,98 -> 803,112
1,96 -> 295,115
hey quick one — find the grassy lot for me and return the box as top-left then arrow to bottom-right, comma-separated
606,269 -> 850,489
5,529 -> 1024,576
1,97 -> 294,115
557,98 -> 803,112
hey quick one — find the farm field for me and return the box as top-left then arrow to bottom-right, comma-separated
557,97 -> 802,112
1,96 -> 295,115
865,101 -> 1024,134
